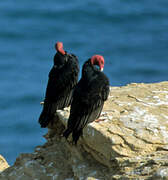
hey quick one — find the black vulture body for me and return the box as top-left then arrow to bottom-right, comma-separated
63,59 -> 110,144
39,52 -> 79,128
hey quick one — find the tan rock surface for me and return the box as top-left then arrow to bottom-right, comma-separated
1,82 -> 168,179
0,155 -> 9,173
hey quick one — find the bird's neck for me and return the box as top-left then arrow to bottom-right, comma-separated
82,59 -> 98,81
53,52 -> 67,67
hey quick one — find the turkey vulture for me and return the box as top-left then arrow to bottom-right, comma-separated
39,42 -> 79,128
63,55 -> 110,144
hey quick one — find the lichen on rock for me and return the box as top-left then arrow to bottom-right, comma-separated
1,82 -> 168,179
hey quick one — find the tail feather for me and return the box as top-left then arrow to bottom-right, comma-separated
63,128 -> 83,144
38,102 -> 52,128
63,128 -> 72,139
72,129 -> 83,144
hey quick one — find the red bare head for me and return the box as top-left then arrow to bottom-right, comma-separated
55,42 -> 65,55
91,55 -> 104,71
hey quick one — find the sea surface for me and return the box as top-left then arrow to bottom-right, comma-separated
0,0 -> 168,165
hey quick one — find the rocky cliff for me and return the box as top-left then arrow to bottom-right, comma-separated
1,82 -> 168,179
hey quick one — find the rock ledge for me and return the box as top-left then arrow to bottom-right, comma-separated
1,82 -> 168,179
0,155 -> 9,173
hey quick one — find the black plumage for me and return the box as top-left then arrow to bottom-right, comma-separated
39,42 -> 79,128
63,55 -> 110,144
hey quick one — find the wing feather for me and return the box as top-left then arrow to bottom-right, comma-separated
63,60 -> 109,143
39,53 -> 79,127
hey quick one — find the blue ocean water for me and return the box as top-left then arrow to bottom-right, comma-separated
0,0 -> 168,165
